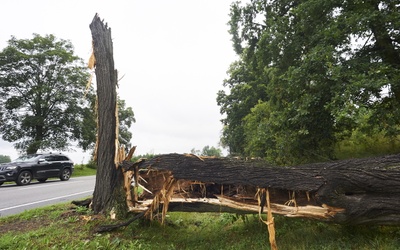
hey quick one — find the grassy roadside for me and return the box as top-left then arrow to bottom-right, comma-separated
72,164 -> 97,177
0,202 -> 399,250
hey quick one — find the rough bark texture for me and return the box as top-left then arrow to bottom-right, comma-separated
90,14 -> 125,215
121,153 -> 400,225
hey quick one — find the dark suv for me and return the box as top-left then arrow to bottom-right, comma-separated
0,153 -> 74,186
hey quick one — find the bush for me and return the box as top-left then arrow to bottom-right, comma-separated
85,160 -> 97,169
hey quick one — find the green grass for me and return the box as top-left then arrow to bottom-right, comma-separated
72,164 -> 96,177
0,203 -> 399,250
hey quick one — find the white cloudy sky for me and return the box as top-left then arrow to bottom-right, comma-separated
0,0 -> 238,163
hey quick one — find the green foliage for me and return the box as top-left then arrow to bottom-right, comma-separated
218,0 -> 400,164
0,34 -> 135,155
117,98 -> 135,150
217,60 -> 267,156
76,94 -> 97,152
0,34 -> 91,154
0,154 -> 11,163
335,131 -> 400,160
84,159 -> 98,170
201,145 -> 222,157
73,205 -> 91,215
130,153 -> 156,162
191,145 -> 223,157
71,92 -> 135,153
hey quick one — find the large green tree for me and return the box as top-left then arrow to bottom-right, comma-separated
0,34 -> 136,156
218,0 -> 400,164
0,34 -> 91,154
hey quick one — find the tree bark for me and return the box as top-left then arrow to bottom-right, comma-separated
121,153 -> 400,225
90,14 -> 126,215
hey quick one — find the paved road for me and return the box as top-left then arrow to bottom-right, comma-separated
0,175 -> 95,217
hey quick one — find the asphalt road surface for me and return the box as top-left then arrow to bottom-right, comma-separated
0,175 -> 95,217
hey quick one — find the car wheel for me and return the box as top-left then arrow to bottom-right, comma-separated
37,178 -> 47,183
16,171 -> 32,186
60,168 -> 71,181
0,182 -> 4,186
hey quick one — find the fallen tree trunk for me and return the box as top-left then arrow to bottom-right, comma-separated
120,153 -> 400,225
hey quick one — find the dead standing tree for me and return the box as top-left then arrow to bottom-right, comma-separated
89,14 -> 127,215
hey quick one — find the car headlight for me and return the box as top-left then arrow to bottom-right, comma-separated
6,166 -> 17,170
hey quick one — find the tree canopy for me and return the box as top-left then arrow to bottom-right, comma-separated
0,34 -> 90,154
0,34 -> 135,155
217,0 -> 400,165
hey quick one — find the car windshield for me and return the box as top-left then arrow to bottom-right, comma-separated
14,154 -> 41,162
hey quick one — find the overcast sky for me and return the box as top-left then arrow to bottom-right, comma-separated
0,0 -> 237,163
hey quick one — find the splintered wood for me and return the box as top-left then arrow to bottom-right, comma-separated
120,153 -> 400,226
115,152 -> 400,249
119,154 -> 344,224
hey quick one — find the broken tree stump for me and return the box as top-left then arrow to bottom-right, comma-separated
120,153 -> 400,225
89,13 -> 126,215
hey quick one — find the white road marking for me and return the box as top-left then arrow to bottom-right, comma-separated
18,182 -> 81,190
0,190 -> 93,212
17,180 -> 86,190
